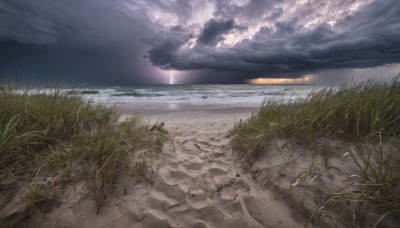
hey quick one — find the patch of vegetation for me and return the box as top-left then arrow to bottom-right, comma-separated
231,76 -> 400,162
0,85 -> 167,226
306,136 -> 400,227
230,75 -> 400,227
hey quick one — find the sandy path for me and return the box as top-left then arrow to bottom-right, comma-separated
142,120 -> 260,227
30,110 -> 309,228
135,118 -> 307,228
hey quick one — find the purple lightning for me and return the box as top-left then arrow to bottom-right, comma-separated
169,71 -> 175,85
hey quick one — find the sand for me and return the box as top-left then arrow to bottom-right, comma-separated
26,108 -> 371,227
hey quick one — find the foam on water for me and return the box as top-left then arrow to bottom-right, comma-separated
65,84 -> 323,112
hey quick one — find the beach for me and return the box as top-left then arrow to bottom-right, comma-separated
3,0 -> 400,226
28,106 -> 355,228
30,107 -> 306,227
2,81 -> 398,228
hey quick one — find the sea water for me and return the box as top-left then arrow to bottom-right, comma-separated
70,84 -> 324,113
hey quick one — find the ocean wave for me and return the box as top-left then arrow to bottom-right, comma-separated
66,90 -> 99,95
72,84 -> 323,111
111,92 -> 164,97
112,92 -> 146,97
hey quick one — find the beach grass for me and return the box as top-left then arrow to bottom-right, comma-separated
0,84 -> 166,225
230,75 -> 400,226
231,75 -> 400,161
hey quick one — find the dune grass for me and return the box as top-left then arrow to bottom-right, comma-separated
0,84 -> 167,226
231,76 -> 400,163
230,75 -> 400,226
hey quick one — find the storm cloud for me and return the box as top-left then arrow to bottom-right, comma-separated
197,19 -> 240,46
1,0 -> 400,83
0,0 -> 158,84
147,0 -> 400,79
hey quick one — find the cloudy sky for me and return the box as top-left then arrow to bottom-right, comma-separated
1,0 -> 400,84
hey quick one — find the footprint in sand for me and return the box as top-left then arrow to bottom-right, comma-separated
31,120 -> 309,228
137,122 -> 271,228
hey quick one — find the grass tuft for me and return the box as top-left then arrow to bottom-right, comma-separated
0,84 -> 167,225
230,75 -> 400,226
231,75 -> 400,164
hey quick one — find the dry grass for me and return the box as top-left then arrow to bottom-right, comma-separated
0,84 -> 167,226
230,75 -> 400,227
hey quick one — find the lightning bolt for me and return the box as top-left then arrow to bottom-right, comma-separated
169,71 -> 175,85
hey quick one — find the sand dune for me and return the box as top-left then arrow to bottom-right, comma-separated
29,109 -> 363,227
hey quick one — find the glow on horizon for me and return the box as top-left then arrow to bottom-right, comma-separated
247,74 -> 314,84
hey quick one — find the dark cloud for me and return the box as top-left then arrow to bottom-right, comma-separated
0,0 -> 162,84
1,0 -> 399,84
0,0 -> 152,45
197,19 -> 235,46
146,26 -> 193,70
147,0 -> 400,80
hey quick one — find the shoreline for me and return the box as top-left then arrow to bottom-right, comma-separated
118,105 -> 256,123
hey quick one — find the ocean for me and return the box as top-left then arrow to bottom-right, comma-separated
71,84 -> 323,113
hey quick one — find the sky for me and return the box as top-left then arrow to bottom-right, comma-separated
1,0 -> 400,84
